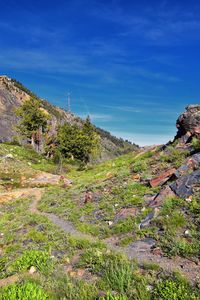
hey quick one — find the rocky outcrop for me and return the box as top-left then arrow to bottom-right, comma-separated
170,169 -> 200,198
149,152 -> 200,201
175,104 -> 200,143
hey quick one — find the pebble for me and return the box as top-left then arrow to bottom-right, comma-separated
29,266 -> 36,274
184,229 -> 190,236
5,154 -> 14,159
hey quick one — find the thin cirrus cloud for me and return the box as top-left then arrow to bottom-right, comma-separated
0,48 -> 181,85
90,1 -> 200,44
78,113 -> 114,122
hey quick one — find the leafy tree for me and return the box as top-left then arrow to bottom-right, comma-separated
15,98 -> 49,153
57,118 -> 100,163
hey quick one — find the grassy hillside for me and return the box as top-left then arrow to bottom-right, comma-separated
0,143 -> 199,299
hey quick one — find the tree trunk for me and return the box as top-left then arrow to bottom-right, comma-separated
31,132 -> 36,150
37,126 -> 44,154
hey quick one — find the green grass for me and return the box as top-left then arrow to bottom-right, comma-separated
153,275 -> 200,300
0,281 -> 50,300
0,143 -> 199,298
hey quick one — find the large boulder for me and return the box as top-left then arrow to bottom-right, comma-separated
175,104 -> 200,142
170,169 -> 200,198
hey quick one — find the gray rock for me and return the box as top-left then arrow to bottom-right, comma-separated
139,208 -> 160,229
170,169 -> 200,198
175,105 -> 200,139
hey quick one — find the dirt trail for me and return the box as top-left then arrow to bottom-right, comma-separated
0,275 -> 19,287
1,187 -> 199,284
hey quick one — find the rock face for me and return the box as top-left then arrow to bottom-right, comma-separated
175,104 -> 200,142
170,170 -> 200,198
0,75 -> 137,159
0,76 -> 30,142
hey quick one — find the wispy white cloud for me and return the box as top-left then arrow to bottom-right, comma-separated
90,2 -> 200,45
0,47 -> 181,84
101,105 -> 142,113
78,113 -> 114,122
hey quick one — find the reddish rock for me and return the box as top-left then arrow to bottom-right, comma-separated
84,190 -> 93,204
192,125 -> 200,134
150,186 -> 176,207
132,174 -> 141,181
152,247 -> 163,256
76,268 -> 86,277
114,207 -> 137,222
150,168 -> 176,188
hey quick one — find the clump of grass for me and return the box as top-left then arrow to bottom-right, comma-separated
159,147 -> 189,168
0,281 -> 50,300
118,236 -> 135,247
99,294 -> 127,300
133,160 -> 148,173
191,137 -> 200,151
51,273 -> 98,300
142,262 -> 160,271
100,255 -> 135,294
111,217 -> 136,235
8,250 -> 54,275
153,275 -> 199,300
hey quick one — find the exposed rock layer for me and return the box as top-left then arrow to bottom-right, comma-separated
175,104 -> 200,142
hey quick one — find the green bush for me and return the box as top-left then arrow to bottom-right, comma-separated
133,160 -> 147,173
9,250 -> 54,274
153,278 -> 199,300
57,117 -> 100,163
0,282 -> 49,300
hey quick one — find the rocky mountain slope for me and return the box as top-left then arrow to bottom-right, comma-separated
0,75 -> 137,160
0,104 -> 199,299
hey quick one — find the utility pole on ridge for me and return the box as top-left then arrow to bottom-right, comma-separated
67,92 -> 71,112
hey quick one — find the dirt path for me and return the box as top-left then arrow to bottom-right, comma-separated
31,188 -> 200,282
1,187 -> 199,283
0,274 -> 19,287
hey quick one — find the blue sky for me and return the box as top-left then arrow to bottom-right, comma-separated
0,0 -> 200,145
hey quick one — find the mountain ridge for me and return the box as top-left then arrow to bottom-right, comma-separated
0,75 -> 138,160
